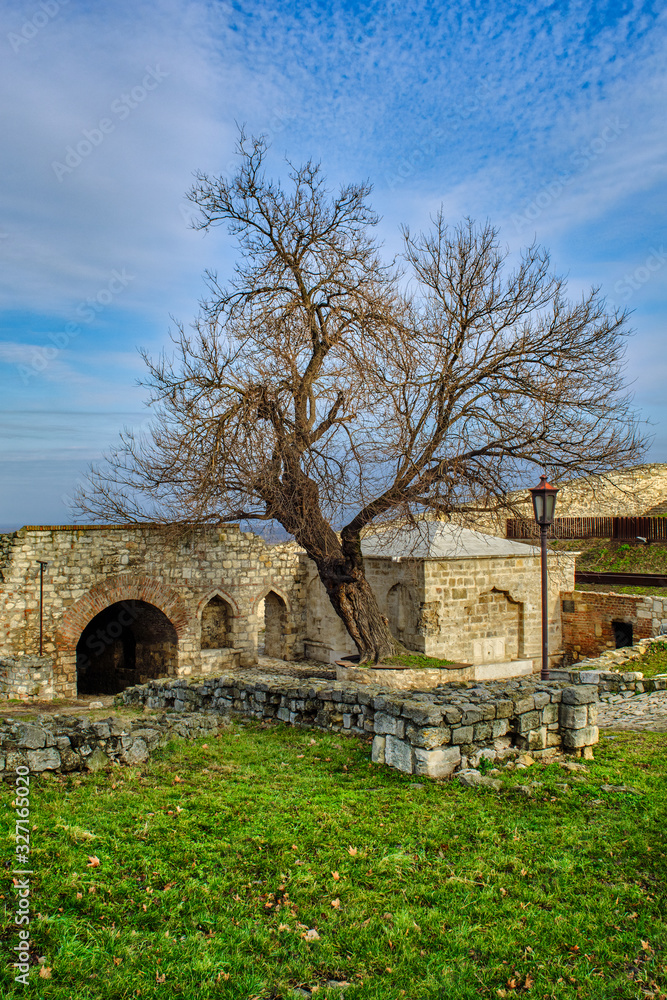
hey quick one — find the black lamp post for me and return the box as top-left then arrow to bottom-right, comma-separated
528,474 -> 559,680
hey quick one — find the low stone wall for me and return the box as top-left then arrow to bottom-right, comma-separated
0,711 -> 227,779
0,656 -> 54,701
549,636 -> 667,699
117,671 -> 599,777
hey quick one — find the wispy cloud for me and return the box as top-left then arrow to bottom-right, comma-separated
0,0 -> 665,522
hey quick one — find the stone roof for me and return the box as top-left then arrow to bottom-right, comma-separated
361,522 -> 541,560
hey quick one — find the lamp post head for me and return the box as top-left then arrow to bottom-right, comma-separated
529,474 -> 559,527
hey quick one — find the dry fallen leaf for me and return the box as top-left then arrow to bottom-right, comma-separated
278,923 -> 290,932
173,776 -> 183,784
302,928 -> 320,941
113,957 -> 122,966
156,972 -> 166,983
332,871 -> 340,881
39,967 -> 52,979
87,856 -> 100,868
331,898 -> 341,909
76,892 -> 83,899
348,847 -> 358,856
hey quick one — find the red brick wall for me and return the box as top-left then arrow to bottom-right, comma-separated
561,591 -> 653,662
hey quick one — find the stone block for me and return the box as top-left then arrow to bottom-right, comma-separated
579,671 -> 601,685
533,692 -> 551,710
559,704 -> 588,729
413,746 -> 461,778
541,703 -> 558,725
451,726 -> 474,745
17,725 -> 46,749
587,703 -> 598,725
473,721 -> 492,741
561,686 -> 597,705
492,718 -> 509,738
27,748 -> 61,771
562,726 -> 599,749
441,706 -> 463,725
405,723 -> 451,748
457,769 -> 502,790
401,702 -> 442,726
86,749 -> 111,771
495,700 -> 514,719
121,738 -> 149,764
373,712 -> 405,738
384,735 -> 414,773
514,695 -> 535,715
526,727 -> 547,751
515,710 -> 540,734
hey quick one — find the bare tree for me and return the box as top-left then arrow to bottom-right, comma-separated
75,134 -> 646,661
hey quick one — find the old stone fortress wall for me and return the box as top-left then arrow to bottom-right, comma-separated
0,462 -> 665,707
0,521 -> 573,701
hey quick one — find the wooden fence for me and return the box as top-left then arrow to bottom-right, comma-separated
506,516 -> 667,541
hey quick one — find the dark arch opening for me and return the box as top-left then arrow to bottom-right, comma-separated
76,600 -> 178,695
612,620 -> 633,649
264,591 -> 288,659
201,595 -> 232,649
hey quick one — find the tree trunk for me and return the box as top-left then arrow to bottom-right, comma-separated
272,472 -> 401,663
317,558 -> 399,664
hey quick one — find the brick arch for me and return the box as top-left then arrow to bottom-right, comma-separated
56,574 -> 193,652
196,588 -> 240,619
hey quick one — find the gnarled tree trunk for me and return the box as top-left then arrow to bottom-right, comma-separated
274,475 -> 400,663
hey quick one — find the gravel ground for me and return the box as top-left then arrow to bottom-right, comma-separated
598,689 -> 667,732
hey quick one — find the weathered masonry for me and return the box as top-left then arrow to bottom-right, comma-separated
561,589 -> 667,662
1,521 -> 576,701
0,525 -> 305,699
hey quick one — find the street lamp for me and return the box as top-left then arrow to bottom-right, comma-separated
528,474 -> 559,680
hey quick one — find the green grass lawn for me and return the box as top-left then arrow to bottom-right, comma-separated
552,538 -> 667,576
1,722 -> 666,999
381,654 -> 455,669
623,640 -> 667,679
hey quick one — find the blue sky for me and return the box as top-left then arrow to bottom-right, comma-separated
1,0 -> 665,531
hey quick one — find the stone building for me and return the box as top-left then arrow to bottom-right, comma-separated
0,520 -> 576,701
0,524 -> 306,700
303,523 -> 575,675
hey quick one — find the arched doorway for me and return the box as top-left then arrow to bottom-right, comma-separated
263,591 -> 288,659
386,583 -> 417,649
76,600 -> 178,695
201,595 -> 232,649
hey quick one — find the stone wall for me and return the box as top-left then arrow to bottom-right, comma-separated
561,590 -> 667,662
0,525 -> 306,698
0,711 -> 227,778
0,656 -> 53,701
117,670 -> 599,777
456,463 -> 667,536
